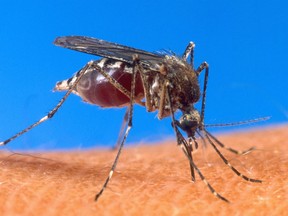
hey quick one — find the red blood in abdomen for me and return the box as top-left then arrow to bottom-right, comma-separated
76,65 -> 144,107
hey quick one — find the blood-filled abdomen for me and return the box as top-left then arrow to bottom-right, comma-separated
54,59 -> 144,108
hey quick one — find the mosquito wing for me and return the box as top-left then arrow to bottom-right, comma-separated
54,36 -> 164,70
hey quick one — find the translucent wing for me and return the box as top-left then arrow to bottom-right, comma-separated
54,36 -> 164,70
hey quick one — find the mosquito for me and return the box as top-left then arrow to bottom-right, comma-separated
0,36 -> 265,203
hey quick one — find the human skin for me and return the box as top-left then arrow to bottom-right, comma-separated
0,125 -> 287,216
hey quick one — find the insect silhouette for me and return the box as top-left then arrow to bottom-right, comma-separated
0,36 -> 264,203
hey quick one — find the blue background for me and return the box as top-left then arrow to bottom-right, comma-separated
0,0 -> 287,150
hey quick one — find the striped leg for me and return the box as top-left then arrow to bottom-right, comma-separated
95,107 -> 132,201
179,143 -> 229,203
0,62 -> 92,146
166,83 -> 229,203
204,130 -> 255,155
182,41 -> 195,69
173,124 -> 196,182
95,55 -> 139,201
203,129 -> 262,183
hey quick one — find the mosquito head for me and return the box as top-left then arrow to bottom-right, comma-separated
178,108 -> 201,138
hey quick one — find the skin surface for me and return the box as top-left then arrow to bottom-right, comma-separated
0,125 -> 287,216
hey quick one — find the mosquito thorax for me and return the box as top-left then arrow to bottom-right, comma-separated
151,56 -> 201,119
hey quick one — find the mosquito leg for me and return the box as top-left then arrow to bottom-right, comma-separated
157,79 -> 167,119
113,108 -> 129,150
196,62 -> 261,155
176,127 -> 228,202
182,42 -> 195,69
94,108 -> 132,201
203,129 -> 262,183
204,130 -> 255,155
167,83 -> 196,181
179,143 -> 229,203
187,138 -> 196,182
165,81 -> 229,202
173,122 -> 196,182
0,62 -> 92,146
195,62 -> 209,127
137,62 -> 154,112
190,136 -> 199,150
95,55 -> 138,201
182,134 -> 198,182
